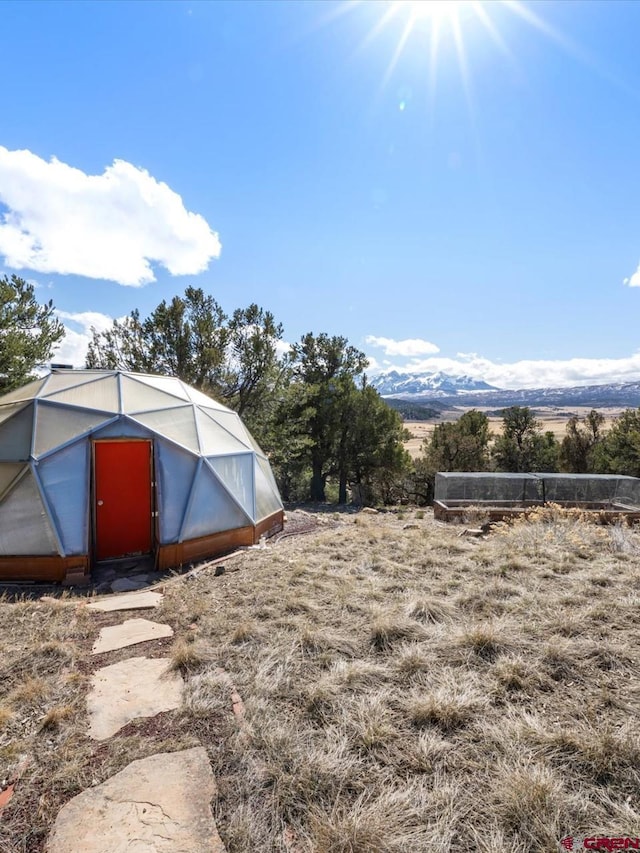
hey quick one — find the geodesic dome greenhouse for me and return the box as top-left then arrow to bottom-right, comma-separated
0,370 -> 284,583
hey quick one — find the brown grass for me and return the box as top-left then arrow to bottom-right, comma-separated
2,507 -> 640,851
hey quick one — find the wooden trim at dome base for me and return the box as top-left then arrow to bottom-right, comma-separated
254,510 -> 285,541
0,510 -> 286,582
156,510 -> 285,571
0,555 -> 90,585
157,526 -> 254,571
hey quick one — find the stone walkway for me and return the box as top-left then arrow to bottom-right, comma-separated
46,590 -> 227,852
47,748 -> 225,853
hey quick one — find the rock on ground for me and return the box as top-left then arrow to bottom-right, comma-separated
87,656 -> 183,740
91,618 -> 174,655
86,590 -> 163,612
46,747 -> 225,853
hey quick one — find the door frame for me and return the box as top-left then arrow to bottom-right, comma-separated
91,438 -> 157,563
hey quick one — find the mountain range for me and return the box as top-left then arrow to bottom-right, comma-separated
370,370 -> 640,409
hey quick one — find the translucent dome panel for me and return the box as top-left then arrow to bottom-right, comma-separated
33,403 -> 111,458
40,372 -> 104,396
199,408 -> 253,448
0,463 -> 28,500
0,403 -> 34,461
156,439 -> 199,544
0,378 -> 47,405
38,442 -> 89,555
208,453 -> 255,519
42,376 -> 119,413
135,374 -> 190,401
195,410 -> 252,456
120,376 -> 189,413
254,457 -> 283,520
133,406 -> 199,453
182,384 -> 228,410
0,468 -> 58,555
181,463 -> 252,540
92,417 -> 153,440
257,455 -> 281,498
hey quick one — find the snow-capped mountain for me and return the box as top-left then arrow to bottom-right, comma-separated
370,370 -> 498,398
370,370 -> 640,409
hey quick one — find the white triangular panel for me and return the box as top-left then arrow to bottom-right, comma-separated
257,455 -> 281,498
0,468 -> 58,555
208,454 -> 254,519
181,463 -> 252,540
0,463 -> 27,500
198,407 -> 249,442
0,401 -> 28,426
43,376 -> 119,413
0,404 -> 34,460
200,408 -> 262,452
182,383 -> 228,410
156,440 -> 199,544
38,442 -> 89,555
33,403 -> 110,458
133,406 -> 199,453
254,456 -> 283,520
120,376 -> 189,414
92,417 -> 153,441
136,374 -> 191,401
40,372 -> 105,396
0,378 -> 47,404
195,410 -> 251,456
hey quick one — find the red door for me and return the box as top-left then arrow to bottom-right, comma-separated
94,441 -> 153,560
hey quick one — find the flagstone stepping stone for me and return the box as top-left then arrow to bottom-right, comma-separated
86,590 -> 163,612
46,747 -> 226,853
91,618 -> 174,655
87,657 -> 183,740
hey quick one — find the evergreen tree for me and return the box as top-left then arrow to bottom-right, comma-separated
0,274 -> 65,392
346,381 -> 412,505
597,408 -> 640,477
286,333 -> 367,502
560,410 -> 605,473
493,406 -> 545,472
423,410 -> 492,473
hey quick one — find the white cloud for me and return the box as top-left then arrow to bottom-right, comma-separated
367,349 -> 640,389
623,263 -> 640,287
53,310 -> 116,368
0,147 -> 221,286
56,310 -> 115,334
365,354 -> 381,371
365,335 -> 440,357
275,338 -> 292,360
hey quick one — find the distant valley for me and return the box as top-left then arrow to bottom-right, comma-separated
372,370 -> 640,411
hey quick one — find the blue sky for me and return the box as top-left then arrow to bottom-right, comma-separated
1,0 -> 640,389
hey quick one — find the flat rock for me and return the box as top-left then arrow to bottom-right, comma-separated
87,657 -> 183,740
110,577 -> 149,593
86,590 -> 163,612
91,618 -> 174,655
46,747 -> 225,853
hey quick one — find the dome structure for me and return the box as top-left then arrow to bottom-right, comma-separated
0,370 -> 284,584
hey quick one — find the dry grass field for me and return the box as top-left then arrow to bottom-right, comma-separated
2,507 -> 640,852
404,407 -> 624,459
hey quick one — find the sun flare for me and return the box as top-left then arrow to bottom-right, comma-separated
399,0 -> 468,25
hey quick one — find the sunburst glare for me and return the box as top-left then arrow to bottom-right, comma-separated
329,0 -> 579,113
